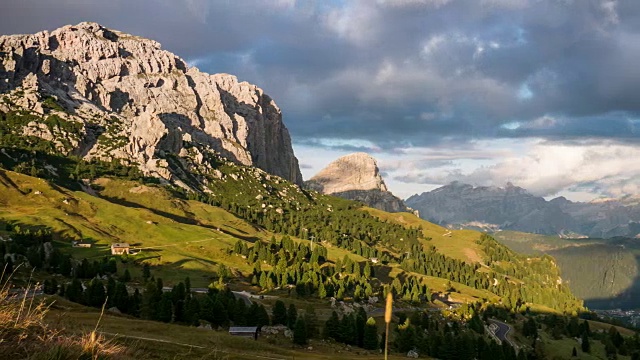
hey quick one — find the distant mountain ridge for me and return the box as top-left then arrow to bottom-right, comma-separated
406,181 -> 640,238
305,152 -> 412,213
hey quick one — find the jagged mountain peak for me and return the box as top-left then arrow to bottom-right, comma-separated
0,22 -> 302,186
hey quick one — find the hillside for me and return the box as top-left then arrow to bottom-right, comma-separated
493,231 -> 640,310
0,165 -> 584,312
0,166 -> 604,359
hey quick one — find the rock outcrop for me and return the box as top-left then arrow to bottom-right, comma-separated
406,181 -> 640,238
0,22 -> 302,185
305,152 -> 410,213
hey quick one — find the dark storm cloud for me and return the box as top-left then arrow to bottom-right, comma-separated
1,0 -> 639,149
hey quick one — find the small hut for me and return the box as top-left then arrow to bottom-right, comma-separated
110,243 -> 130,255
228,326 -> 260,340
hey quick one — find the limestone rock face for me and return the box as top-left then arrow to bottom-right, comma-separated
305,152 -> 387,194
305,152 -> 411,213
0,22 -> 302,185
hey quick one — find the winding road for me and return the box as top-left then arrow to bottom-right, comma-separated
488,319 -> 516,348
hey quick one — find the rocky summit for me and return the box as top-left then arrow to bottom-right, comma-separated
305,152 -> 410,213
0,22 -> 302,185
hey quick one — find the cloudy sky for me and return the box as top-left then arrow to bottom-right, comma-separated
2,0 -> 639,201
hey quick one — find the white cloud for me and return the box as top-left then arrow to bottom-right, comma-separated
393,140 -> 640,199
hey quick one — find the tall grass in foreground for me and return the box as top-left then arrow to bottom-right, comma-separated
0,266 -> 127,359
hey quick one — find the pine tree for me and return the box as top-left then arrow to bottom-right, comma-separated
184,297 -> 200,326
85,278 -> 106,308
114,281 -> 130,313
158,292 -> 173,323
141,280 -> 159,320
211,299 -> 228,327
287,303 -> 298,330
304,304 -> 318,338
65,278 -> 84,303
355,307 -> 367,347
572,346 -> 578,357
364,261 -> 371,278
272,300 -> 287,326
318,282 -> 327,299
363,317 -> 378,350
323,311 -> 340,340
121,269 -> 131,282
233,298 -> 247,326
293,317 -> 308,345
581,332 -> 591,353
604,337 -> 618,360
142,263 -> 151,281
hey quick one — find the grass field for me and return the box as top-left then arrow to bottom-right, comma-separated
364,208 -> 485,264
45,296 -> 407,360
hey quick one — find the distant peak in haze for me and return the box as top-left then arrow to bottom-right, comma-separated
406,181 -> 640,238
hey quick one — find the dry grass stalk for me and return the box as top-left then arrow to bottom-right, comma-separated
0,265 -> 127,359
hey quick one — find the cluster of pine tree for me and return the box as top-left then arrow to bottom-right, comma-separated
0,223 -> 119,281
323,307 -> 379,350
400,236 -> 583,314
174,159 -> 424,256
233,237 -> 386,302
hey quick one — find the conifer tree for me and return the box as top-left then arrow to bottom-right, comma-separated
114,281 -> 129,313
324,311 -> 340,340
233,298 -> 247,326
85,278 -> 106,308
363,317 -> 379,350
293,317 -> 308,345
158,292 -> 173,323
581,332 -> 591,353
287,303 -> 298,330
142,263 -> 151,281
185,297 -> 200,326
304,304 -> 318,338
272,300 -> 287,326
318,282 -> 327,299
121,269 -> 131,282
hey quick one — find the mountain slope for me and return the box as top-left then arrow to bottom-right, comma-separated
492,230 -> 640,309
305,152 -> 410,213
0,167 -> 583,314
0,22 -> 302,186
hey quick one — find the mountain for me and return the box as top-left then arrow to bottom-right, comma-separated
0,22 -> 302,187
304,152 -> 410,212
406,181 -> 640,238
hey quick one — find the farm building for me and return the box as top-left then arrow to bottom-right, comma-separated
110,243 -> 130,255
228,326 -> 259,340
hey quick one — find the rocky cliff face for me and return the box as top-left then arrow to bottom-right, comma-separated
0,22 -> 302,185
406,182 -> 640,238
305,152 -> 411,213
